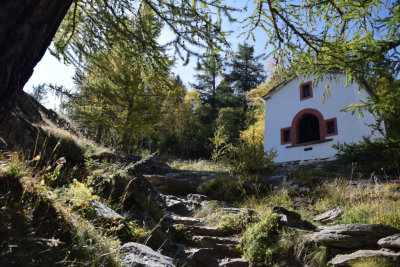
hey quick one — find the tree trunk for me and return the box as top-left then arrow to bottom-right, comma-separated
0,0 -> 72,125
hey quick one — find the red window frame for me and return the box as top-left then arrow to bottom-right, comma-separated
280,127 -> 291,145
325,118 -> 338,136
300,81 -> 313,101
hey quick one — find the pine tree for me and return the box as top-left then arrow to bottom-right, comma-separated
224,43 -> 266,95
190,53 -> 222,120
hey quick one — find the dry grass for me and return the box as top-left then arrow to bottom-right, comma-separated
168,159 -> 230,172
40,123 -> 109,156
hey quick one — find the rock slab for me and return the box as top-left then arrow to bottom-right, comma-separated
329,249 -> 400,266
313,207 -> 343,223
311,224 -> 400,249
378,233 -> 400,249
120,242 -> 174,267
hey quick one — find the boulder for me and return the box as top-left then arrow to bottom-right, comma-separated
177,224 -> 232,237
313,207 -> 343,223
329,249 -> 400,266
311,224 -> 400,249
89,200 -> 123,220
378,233 -> 400,249
144,175 -> 167,187
166,178 -> 196,195
185,248 -> 218,266
120,242 -> 174,267
272,206 -> 315,231
192,236 -> 239,248
157,194 -> 193,216
144,226 -> 167,251
165,212 -> 204,226
219,258 -> 249,267
187,194 -> 210,204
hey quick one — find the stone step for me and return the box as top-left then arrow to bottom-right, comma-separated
184,247 -> 245,266
165,212 -> 204,226
145,174 -> 196,195
185,248 -> 219,266
329,249 -> 400,266
192,235 -> 239,247
143,174 -> 167,187
173,224 -> 233,237
191,236 -> 241,258
218,258 -> 249,267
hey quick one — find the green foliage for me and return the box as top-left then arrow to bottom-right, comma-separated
30,84 -> 48,104
63,7 -> 173,154
207,208 -> 258,233
334,137 -> 400,174
53,0 -> 232,69
228,142 -> 276,176
224,43 -> 266,95
168,159 -> 229,173
194,200 -> 219,218
191,52 -> 222,120
240,210 -> 280,265
65,179 -> 98,208
157,88 -> 212,158
198,177 -> 242,202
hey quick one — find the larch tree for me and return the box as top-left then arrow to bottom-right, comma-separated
65,6 -> 174,153
1,0 -> 399,125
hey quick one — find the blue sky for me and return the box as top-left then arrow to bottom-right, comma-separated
23,1 -> 272,109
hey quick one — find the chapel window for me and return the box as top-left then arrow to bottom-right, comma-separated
300,82 -> 313,100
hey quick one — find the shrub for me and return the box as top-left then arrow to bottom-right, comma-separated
65,179 -> 98,208
229,142 -> 276,176
334,137 -> 400,174
240,210 -> 280,265
207,208 -> 258,233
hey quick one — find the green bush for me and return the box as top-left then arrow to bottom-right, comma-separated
240,210 -> 280,265
207,208 -> 258,233
334,137 -> 400,174
229,142 -> 276,175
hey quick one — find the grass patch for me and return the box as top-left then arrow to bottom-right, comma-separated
194,200 -> 219,218
198,177 -> 243,201
289,169 -> 330,187
207,208 -> 258,233
168,159 -> 229,172
41,124 -> 108,157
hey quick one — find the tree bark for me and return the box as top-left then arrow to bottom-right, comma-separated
0,0 -> 72,125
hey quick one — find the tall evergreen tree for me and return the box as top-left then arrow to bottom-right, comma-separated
224,43 -> 266,95
190,54 -> 222,119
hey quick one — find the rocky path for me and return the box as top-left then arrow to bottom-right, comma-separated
142,172 -> 250,267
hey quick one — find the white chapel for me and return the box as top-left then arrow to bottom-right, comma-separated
263,72 -> 384,163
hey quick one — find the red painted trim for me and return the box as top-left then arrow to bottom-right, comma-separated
280,108 -> 339,146
300,81 -> 313,101
280,127 -> 291,145
325,117 -> 338,137
290,108 -> 326,145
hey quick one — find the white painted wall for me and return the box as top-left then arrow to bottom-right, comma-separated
264,73 -> 384,163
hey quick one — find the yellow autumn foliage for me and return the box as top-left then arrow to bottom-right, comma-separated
241,77 -> 279,146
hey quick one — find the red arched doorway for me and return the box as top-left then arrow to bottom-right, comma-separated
290,108 -> 327,145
